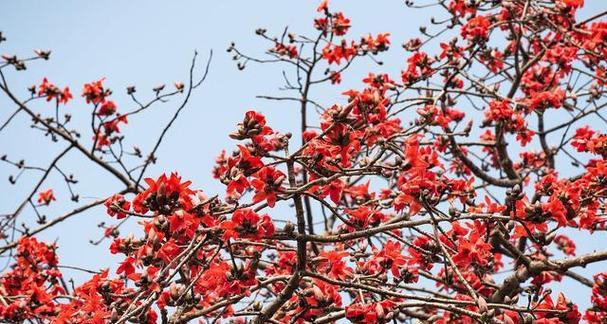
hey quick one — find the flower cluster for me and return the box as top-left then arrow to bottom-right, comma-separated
37,78 -> 72,105
5,0 -> 607,323
0,238 -> 63,321
81,78 -> 128,148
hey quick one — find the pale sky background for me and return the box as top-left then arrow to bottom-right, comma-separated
2,0 -> 607,314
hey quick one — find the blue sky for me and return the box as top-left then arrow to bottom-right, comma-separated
2,0 -> 607,313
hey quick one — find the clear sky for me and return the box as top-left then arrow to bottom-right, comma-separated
2,0 -> 607,313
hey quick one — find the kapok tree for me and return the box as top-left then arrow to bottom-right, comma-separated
2,0 -> 607,323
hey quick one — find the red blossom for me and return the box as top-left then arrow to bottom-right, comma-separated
133,172 -> 193,214
317,249 -> 352,280
5,1 -> 607,323
37,189 -> 56,205
82,78 -> 109,104
97,100 -> 117,116
220,208 -> 275,240
250,166 -> 285,207
461,15 -> 491,41
37,78 -> 72,104
104,194 -> 131,219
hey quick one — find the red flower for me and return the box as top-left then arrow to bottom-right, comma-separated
522,88 -> 565,111
251,166 -> 285,207
484,100 -> 513,122
322,41 -> 358,65
401,51 -> 434,84
316,0 -> 329,12
461,16 -> 491,41
332,12 -> 351,36
439,41 -> 462,61
116,256 -> 136,276
330,71 -> 342,84
93,131 -> 110,148
37,189 -> 56,205
38,78 -> 58,98
0,238 -> 63,322
345,181 -> 374,202
322,179 -> 344,204
226,174 -> 250,197
235,145 -> 264,175
452,225 -> 492,267
298,279 -> 342,320
346,206 -> 386,229
167,210 -> 199,238
560,0 -> 583,8
82,78 -> 109,104
542,196 -> 572,227
363,33 -> 390,52
133,173 -> 193,214
97,100 -> 117,116
375,240 -> 407,277
229,110 -> 273,140
317,249 -> 352,280
102,114 -> 128,134
535,293 -> 581,323
554,235 -> 576,256
104,194 -> 131,219
585,273 -> 607,321
220,208 -> 275,240
271,42 -> 298,59
37,78 -> 72,104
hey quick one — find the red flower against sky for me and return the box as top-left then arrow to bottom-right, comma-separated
271,42 -> 298,59
461,15 -> 491,41
316,0 -> 328,12
554,234 -> 577,256
97,100 -> 117,116
81,78 -> 109,104
37,189 -> 56,205
37,78 -> 72,104
133,172 -> 193,214
535,293 -> 581,323
104,194 -> 131,219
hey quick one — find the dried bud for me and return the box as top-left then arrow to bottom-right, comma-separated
283,222 -> 295,234
512,184 -> 521,194
14,61 -> 26,70
402,38 -> 422,51
1,54 -> 16,63
463,120 -> 473,135
153,84 -> 165,93
34,49 -> 51,60
448,206 -> 459,217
